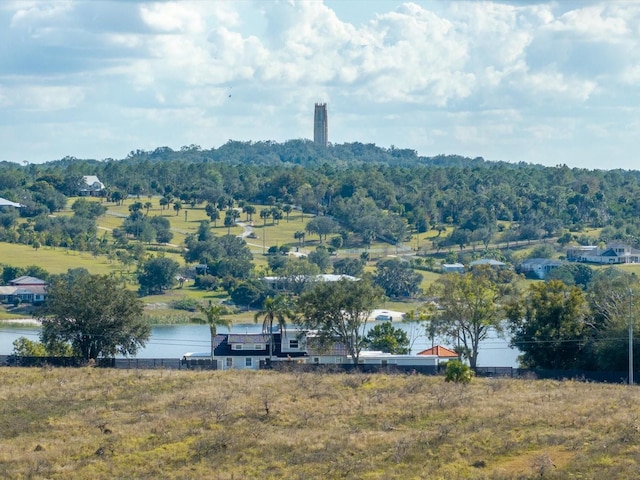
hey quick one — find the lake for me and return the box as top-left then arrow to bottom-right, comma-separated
0,321 -> 521,367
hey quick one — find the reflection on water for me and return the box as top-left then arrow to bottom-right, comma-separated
0,321 -> 520,367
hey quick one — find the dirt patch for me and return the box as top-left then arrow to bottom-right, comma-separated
491,447 -> 575,477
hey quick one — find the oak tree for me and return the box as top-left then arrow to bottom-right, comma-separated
297,278 -> 384,365
39,273 -> 149,360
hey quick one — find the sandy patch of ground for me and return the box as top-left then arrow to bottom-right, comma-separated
0,318 -> 41,325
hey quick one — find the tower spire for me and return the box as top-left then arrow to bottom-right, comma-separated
313,103 -> 328,147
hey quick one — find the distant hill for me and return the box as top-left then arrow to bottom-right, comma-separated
38,140 -> 507,169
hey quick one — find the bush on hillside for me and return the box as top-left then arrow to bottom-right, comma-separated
444,360 -> 474,384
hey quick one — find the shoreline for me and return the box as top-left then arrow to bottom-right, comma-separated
0,318 -> 41,325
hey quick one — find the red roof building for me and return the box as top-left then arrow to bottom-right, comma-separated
416,345 -> 459,358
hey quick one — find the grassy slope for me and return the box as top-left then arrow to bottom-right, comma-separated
0,368 -> 638,479
10,197 -> 614,323
11,197 -> 431,294
0,243 -> 120,276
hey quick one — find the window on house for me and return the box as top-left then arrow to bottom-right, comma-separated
233,344 -> 243,350
226,358 -> 232,368
254,344 -> 264,350
289,339 -> 299,349
313,357 -> 319,364
245,358 -> 252,367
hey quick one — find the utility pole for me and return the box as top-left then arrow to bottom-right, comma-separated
630,288 -> 634,385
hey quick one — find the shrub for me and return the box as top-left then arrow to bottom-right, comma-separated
444,360 -> 474,384
194,274 -> 218,291
170,296 -> 200,312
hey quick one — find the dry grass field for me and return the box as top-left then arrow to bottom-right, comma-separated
1,368 -> 639,479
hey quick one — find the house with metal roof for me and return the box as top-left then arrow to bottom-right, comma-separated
183,331 -> 308,370
79,176 -> 105,196
519,258 -> 563,279
0,197 -> 23,207
567,243 -> 640,264
182,330 -> 439,371
469,258 -> 507,268
0,276 -> 48,304
441,263 -> 465,273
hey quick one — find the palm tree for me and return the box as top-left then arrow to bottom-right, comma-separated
191,303 -> 232,365
260,209 -> 271,254
294,230 -> 305,247
173,200 -> 182,216
243,204 -> 256,222
254,295 -> 293,361
283,204 -> 292,222
224,212 -> 234,235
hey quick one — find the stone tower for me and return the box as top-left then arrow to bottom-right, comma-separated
313,103 -> 328,147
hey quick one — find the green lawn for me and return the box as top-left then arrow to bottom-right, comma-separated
1,198 -> 480,323
0,242 -> 121,275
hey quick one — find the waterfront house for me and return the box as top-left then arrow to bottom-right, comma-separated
0,276 -> 47,304
519,258 -> 563,279
182,330 -> 438,372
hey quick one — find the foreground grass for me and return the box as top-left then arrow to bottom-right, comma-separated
0,368 -> 639,479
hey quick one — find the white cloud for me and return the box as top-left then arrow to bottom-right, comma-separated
548,4 -> 632,41
621,65 -> 640,85
139,2 -> 205,34
1,0 -> 640,168
9,0 -> 74,29
519,71 -> 598,102
3,85 -> 85,111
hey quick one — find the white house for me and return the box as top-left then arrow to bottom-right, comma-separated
441,263 -> 464,273
182,330 -> 438,372
183,331 -> 308,370
567,243 -> 640,264
79,176 -> 105,196
469,258 -> 507,268
519,258 -> 563,279
0,197 -> 23,207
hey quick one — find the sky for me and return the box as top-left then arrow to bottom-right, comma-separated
1,0 -> 640,170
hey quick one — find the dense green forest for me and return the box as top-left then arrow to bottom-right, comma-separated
4,140 -> 640,373
2,139 -> 640,255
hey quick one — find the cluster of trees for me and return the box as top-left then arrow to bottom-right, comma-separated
13,261 -> 640,376
0,264 -> 51,285
14,271 -> 386,364
6,141 -> 640,371
118,201 -> 174,245
421,266 -> 640,373
506,270 -> 640,372
15,272 -> 151,361
3,141 -> 640,259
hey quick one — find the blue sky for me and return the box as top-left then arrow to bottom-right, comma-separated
1,0 -> 640,169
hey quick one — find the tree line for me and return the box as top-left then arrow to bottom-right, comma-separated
12,263 -> 640,377
4,140 -> 640,373
2,141 -> 640,256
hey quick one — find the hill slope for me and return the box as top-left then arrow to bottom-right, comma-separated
0,368 -> 637,479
